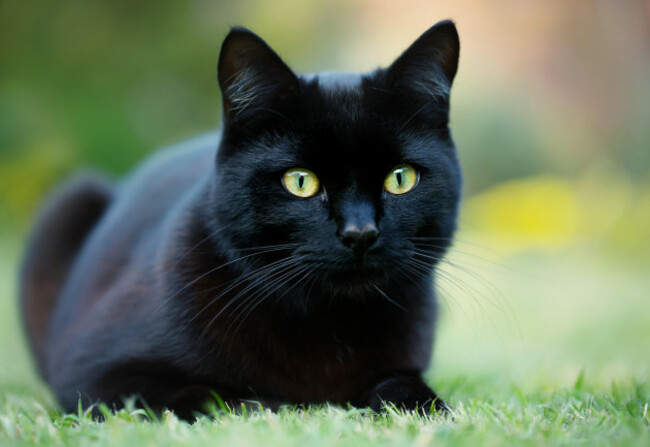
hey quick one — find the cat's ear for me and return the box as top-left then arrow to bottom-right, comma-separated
385,20 -> 459,101
218,27 -> 299,126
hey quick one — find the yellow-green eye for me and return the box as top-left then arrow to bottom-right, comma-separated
384,164 -> 418,195
282,168 -> 320,198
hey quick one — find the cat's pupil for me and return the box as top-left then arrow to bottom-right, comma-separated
396,171 -> 403,186
298,174 -> 305,189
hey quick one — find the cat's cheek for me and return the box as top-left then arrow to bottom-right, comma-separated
382,193 -> 428,227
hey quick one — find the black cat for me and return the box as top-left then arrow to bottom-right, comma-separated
20,20 -> 461,419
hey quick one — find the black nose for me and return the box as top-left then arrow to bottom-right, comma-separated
338,222 -> 380,255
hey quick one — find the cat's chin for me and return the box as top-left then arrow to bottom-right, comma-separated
315,265 -> 392,298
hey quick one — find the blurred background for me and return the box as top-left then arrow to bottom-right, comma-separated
1,0 -> 648,404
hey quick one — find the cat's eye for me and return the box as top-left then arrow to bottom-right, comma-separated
384,164 -> 419,195
282,168 -> 320,198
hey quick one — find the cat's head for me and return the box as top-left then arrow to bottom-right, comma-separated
211,21 -> 461,298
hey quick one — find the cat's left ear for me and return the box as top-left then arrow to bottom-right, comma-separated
218,27 -> 299,126
385,20 -> 460,101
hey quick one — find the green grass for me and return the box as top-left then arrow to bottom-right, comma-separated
1,384 -> 647,446
1,236 -> 648,446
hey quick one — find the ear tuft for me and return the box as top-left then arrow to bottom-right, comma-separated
218,27 -> 298,123
386,20 -> 460,101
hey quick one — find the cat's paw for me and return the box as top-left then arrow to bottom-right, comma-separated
360,376 -> 449,416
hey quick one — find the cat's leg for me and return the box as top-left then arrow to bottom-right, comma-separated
355,374 -> 449,415
92,384 -> 286,421
68,377 -> 215,421
162,385 -> 222,421
164,387 -> 289,420
64,362 -> 282,422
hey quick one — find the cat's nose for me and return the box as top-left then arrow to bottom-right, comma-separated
338,222 -> 380,255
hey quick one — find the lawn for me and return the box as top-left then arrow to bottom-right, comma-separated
0,235 -> 648,446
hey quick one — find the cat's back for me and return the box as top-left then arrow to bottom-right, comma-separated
79,130 -> 219,272
47,132 -> 220,349
100,130 -> 219,243
21,130 -> 220,381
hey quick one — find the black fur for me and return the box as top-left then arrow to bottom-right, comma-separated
20,21 -> 461,419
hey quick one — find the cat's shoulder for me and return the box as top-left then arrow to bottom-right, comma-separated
121,130 -> 221,191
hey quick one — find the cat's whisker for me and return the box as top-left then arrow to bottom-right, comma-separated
440,261 -> 518,333
266,262 -> 320,311
411,247 -> 495,281
221,259 -> 308,330
204,259 -> 310,351
187,254 -> 304,332
432,278 -> 479,337
160,245 -> 300,312
373,285 -> 407,312
194,247 -> 302,295
195,254 -> 307,337
411,248 -> 512,318
396,261 -> 429,284
222,253 -> 305,298
409,235 -> 506,255
410,239 -> 517,272
407,252 -> 483,301
229,243 -> 301,253
406,252 -> 509,334
395,261 -> 439,305
435,268 -> 504,338
401,254 -> 482,327
303,263 -> 324,302
224,261 -> 313,345
399,260 -> 455,317
169,221 -> 237,269
406,255 -> 471,299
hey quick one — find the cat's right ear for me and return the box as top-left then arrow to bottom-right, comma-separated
218,28 -> 299,127
384,20 -> 460,102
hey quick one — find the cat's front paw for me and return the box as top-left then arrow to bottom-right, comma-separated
359,375 -> 449,416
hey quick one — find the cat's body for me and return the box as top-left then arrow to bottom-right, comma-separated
20,21 -> 461,419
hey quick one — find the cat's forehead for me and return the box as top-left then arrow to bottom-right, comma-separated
304,72 -> 363,91
232,70 -> 445,173
274,72 -> 410,168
